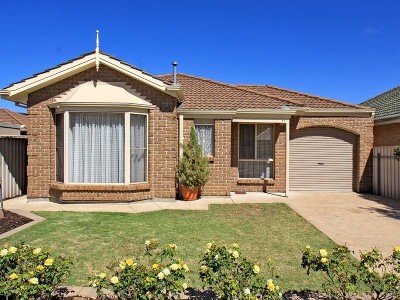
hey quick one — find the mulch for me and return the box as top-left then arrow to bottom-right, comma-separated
0,209 -> 33,235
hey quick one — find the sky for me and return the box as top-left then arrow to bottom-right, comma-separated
1,0 -> 399,113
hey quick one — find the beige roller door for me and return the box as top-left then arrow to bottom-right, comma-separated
290,127 -> 356,191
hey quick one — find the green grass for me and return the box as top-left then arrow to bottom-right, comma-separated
1,203 -> 336,290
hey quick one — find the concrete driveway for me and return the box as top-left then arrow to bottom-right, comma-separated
287,192 -> 400,256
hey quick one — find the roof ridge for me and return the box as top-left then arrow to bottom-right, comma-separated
162,73 -> 304,107
361,85 -> 400,105
237,84 -> 363,109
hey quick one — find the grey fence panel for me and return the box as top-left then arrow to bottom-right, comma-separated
0,137 -> 27,199
373,146 -> 400,200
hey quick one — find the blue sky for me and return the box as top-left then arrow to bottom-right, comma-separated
1,0 -> 399,113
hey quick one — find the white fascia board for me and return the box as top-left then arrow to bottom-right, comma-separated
375,117 -> 400,126
0,90 -> 10,96
49,102 -> 155,110
298,108 -> 374,117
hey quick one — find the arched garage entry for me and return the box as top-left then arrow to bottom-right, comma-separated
289,127 -> 357,191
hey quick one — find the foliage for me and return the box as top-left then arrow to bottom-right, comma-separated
301,245 -> 358,300
358,246 -> 400,300
0,243 -> 72,300
90,239 -> 188,300
394,145 -> 400,156
199,242 -> 281,300
176,125 -> 210,189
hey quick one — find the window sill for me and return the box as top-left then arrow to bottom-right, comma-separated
50,183 -> 150,192
237,178 -> 275,185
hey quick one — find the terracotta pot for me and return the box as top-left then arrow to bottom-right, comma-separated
180,185 -> 199,201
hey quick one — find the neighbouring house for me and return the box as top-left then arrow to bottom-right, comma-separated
361,86 -> 400,146
0,108 -> 28,135
0,50 -> 374,202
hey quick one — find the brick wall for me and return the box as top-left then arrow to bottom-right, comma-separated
374,123 -> 400,147
292,116 -> 374,193
27,65 -> 178,201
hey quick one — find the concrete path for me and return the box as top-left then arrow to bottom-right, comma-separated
3,192 -> 400,256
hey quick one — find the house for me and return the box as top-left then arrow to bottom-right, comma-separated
0,50 -> 374,202
361,86 -> 400,147
0,108 -> 28,136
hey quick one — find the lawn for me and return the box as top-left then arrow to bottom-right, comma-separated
1,203 -> 336,291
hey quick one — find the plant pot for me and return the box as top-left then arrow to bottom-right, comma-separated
180,185 -> 199,201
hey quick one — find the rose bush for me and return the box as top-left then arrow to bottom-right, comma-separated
90,239 -> 188,300
0,243 -> 72,300
199,242 -> 281,300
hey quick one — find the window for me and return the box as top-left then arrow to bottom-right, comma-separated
56,112 -> 147,184
195,121 -> 214,157
239,124 -> 273,178
55,113 -> 64,182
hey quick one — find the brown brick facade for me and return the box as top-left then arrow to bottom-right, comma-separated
373,123 -> 400,147
28,65 -> 178,202
183,115 -> 373,195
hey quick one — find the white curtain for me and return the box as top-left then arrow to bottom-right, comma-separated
130,114 -> 147,182
196,125 -> 214,156
68,113 -> 124,183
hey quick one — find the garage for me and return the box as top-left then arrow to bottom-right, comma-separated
290,127 -> 356,191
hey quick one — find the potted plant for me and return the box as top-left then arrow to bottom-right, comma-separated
176,125 -> 210,200
394,145 -> 400,159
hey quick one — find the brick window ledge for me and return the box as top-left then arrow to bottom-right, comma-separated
237,178 -> 275,185
50,183 -> 150,192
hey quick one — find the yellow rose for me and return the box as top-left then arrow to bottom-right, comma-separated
200,265 -> 208,273
232,243 -> 239,249
28,271 -> 34,275
182,282 -> 188,289
44,258 -> 54,266
182,264 -> 189,272
207,242 -> 213,249
99,273 -> 107,279
126,258 -> 134,266
146,277 -> 151,283
145,240 -> 151,246
9,273 -> 18,280
169,243 -> 177,250
162,268 -> 170,276
319,249 -> 328,257
393,246 -> 400,253
253,265 -> 260,274
29,277 -> 39,285
0,249 -> 8,256
152,263 -> 159,270
110,276 -> 119,284
9,247 -> 17,254
170,263 -> 179,271
232,250 -> 239,259
321,257 -> 328,263
33,248 -> 41,255
267,279 -> 275,292
119,261 -> 126,269
157,272 -> 165,280
244,288 -> 251,295
36,265 -> 44,271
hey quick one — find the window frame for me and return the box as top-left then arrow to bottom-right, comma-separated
55,110 -> 148,185
194,120 -> 215,157
238,123 -> 274,179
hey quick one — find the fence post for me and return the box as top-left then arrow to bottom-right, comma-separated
377,152 -> 381,196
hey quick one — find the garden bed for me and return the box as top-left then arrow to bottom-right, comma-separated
0,210 -> 33,235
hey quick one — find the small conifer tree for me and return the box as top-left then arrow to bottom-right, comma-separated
176,125 -> 210,190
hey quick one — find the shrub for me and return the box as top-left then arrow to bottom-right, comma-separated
358,246 -> 400,300
199,242 -> 281,300
301,245 -> 358,300
394,145 -> 400,156
0,243 -> 72,300
90,239 -> 188,300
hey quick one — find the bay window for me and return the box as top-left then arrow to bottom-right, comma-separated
56,111 -> 148,184
239,124 -> 274,179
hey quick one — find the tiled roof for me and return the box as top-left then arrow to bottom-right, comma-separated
0,109 -> 29,128
3,51 -> 173,90
158,73 -> 363,110
361,86 -> 400,120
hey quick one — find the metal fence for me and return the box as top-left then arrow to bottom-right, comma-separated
0,136 -> 27,200
373,146 -> 400,200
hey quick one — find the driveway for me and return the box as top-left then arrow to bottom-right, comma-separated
287,192 -> 400,256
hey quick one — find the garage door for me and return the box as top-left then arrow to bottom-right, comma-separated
290,127 -> 356,191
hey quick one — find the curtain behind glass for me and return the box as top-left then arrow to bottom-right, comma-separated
195,125 -> 214,156
131,114 -> 147,182
69,113 -> 124,183
55,114 -> 64,182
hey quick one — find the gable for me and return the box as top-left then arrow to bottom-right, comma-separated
1,51 -> 183,104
